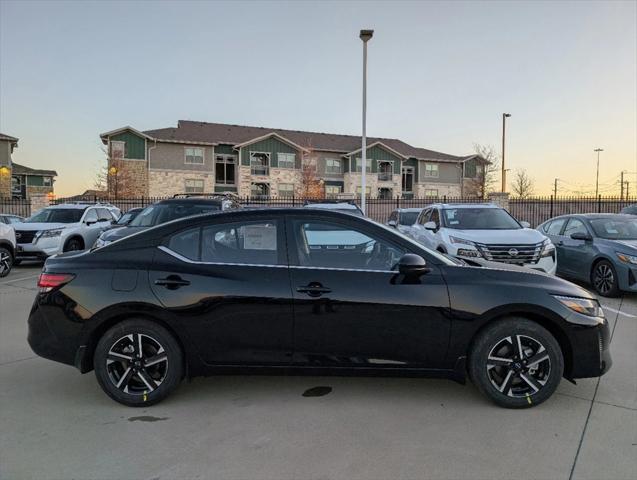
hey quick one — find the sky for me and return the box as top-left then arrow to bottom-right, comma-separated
1,0 -> 635,197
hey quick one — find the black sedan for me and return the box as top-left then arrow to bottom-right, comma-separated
28,209 -> 611,408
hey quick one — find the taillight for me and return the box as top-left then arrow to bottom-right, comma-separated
37,273 -> 75,292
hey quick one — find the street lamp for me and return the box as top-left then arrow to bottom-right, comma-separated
501,113 -> 511,192
594,148 -> 603,197
359,29 -> 373,215
109,166 -> 119,198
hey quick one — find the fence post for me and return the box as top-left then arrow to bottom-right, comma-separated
598,195 -> 602,213
550,195 -> 554,218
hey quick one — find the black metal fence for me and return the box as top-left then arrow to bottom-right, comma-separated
39,194 -> 637,227
0,198 -> 31,218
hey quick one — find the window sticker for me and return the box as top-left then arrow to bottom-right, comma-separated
243,225 -> 277,250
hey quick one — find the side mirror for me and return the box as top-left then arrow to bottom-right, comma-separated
571,232 -> 592,241
388,220 -> 397,227
398,254 -> 430,276
85,220 -> 96,226
520,221 -> 531,228
424,221 -> 437,231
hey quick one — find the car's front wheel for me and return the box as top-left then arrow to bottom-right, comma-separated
469,318 -> 563,408
94,319 -> 183,407
0,247 -> 13,277
591,260 -> 620,297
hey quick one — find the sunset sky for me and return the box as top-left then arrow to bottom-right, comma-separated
1,0 -> 635,197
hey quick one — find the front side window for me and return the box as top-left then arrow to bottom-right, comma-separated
278,183 -> 295,197
97,208 -> 114,222
185,147 -> 204,164
185,179 -> 204,193
325,158 -> 342,174
564,218 -> 588,237
442,208 -> 520,230
418,209 -> 431,225
84,209 -> 99,223
277,153 -> 296,169
546,218 -> 566,236
203,221 -> 279,265
355,158 -> 372,173
215,155 -> 236,185
430,209 -> 440,228
293,220 -> 405,271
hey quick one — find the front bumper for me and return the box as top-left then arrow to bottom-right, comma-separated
16,237 -> 62,260
614,262 -> 637,293
568,316 -> 613,379
456,252 -> 557,274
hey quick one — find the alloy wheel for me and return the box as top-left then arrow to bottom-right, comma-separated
106,333 -> 168,395
486,334 -> 551,398
593,264 -> 614,295
0,251 -> 11,275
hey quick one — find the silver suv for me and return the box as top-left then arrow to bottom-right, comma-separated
0,221 -> 16,277
14,203 -> 118,263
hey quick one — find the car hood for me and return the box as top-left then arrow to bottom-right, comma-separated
13,222 -> 72,231
101,226 -> 146,242
601,238 -> 637,252
445,228 -> 546,244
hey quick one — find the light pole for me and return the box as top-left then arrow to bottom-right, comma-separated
359,29 -> 373,215
109,166 -> 119,198
501,113 -> 511,192
594,148 -> 603,197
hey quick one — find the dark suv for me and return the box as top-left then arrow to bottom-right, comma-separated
93,194 -> 240,248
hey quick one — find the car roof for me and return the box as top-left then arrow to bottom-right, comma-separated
428,203 -> 499,209
45,204 -> 90,210
155,197 -> 226,205
395,208 -> 423,212
303,203 -> 359,210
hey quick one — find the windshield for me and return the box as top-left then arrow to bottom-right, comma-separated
399,212 -> 420,225
129,203 -> 220,227
442,208 -> 521,230
26,208 -> 84,224
590,218 -> 637,240
116,211 -> 136,225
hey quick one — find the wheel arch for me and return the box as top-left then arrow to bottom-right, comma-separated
0,240 -> 15,258
589,255 -> 614,279
64,235 -> 85,250
467,308 -> 574,379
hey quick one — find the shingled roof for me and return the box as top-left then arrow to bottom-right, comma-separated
11,162 -> 57,177
140,120 -> 467,162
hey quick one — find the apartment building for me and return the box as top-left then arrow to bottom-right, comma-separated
99,121 -> 485,199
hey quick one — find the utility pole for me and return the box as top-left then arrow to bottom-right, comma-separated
501,113 -> 511,192
594,148 -> 604,197
554,178 -> 558,197
359,29 -> 374,215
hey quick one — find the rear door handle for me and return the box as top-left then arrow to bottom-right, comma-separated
155,275 -> 190,290
297,283 -> 331,297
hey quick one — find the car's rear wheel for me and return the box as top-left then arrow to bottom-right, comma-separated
64,237 -> 84,252
469,318 -> 563,408
94,319 -> 183,407
0,247 -> 13,277
591,260 -> 620,297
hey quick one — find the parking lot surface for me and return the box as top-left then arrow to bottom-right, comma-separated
1,265 -> 635,480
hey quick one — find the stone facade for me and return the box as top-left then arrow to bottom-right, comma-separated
107,159 -> 148,197
0,166 -> 10,198
148,169 -> 214,197
270,167 -> 303,197
416,183 -> 461,198
26,185 -> 53,197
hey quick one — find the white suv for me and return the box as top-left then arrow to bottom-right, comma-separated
409,203 -> 556,274
14,204 -> 117,263
0,222 -> 16,277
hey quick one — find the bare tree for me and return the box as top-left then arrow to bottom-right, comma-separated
464,144 -> 500,198
300,153 -> 324,198
512,169 -> 535,198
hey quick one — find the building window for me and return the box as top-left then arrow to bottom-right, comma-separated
402,166 -> 414,192
185,147 -> 204,164
277,153 -> 296,169
425,188 -> 438,197
251,182 -> 270,197
325,158 -> 342,175
325,185 -> 342,198
355,158 -> 372,173
278,183 -> 295,197
185,179 -> 204,193
250,152 -> 270,176
424,163 -> 439,178
378,161 -> 393,181
111,141 -> 125,159
43,177 -> 52,187
215,155 -> 235,185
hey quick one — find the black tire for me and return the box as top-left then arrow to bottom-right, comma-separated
94,319 -> 183,407
591,260 -> 620,297
0,247 -> 13,277
469,318 -> 563,408
64,237 -> 84,252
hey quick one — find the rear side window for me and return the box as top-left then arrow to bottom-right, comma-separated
167,227 -> 200,260
546,218 -> 566,236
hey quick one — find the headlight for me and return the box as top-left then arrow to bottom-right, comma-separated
553,295 -> 604,318
541,239 -> 556,258
615,252 -> 637,264
94,237 -> 110,248
39,228 -> 64,238
449,236 -> 475,246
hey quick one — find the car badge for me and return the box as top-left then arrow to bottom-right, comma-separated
508,248 -> 519,256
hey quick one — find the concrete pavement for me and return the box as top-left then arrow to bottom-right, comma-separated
1,266 -> 635,480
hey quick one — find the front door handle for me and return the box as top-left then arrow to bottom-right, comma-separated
155,275 -> 190,290
297,282 -> 331,298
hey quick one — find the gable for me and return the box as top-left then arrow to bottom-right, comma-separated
111,131 -> 146,160
240,136 -> 301,167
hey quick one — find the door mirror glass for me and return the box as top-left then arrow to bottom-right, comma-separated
424,221 -> 437,231
388,220 -> 397,227
398,253 -> 430,276
520,221 -> 531,228
571,232 -> 592,241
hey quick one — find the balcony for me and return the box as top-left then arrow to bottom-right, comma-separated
250,165 -> 270,176
378,172 -> 393,182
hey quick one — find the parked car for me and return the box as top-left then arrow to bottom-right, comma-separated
409,203 -> 556,274
28,208 -> 611,408
94,195 -> 240,248
107,207 -> 144,230
303,199 -> 364,216
0,221 -> 16,277
620,204 -> 637,215
538,213 -> 637,296
13,204 -> 117,263
0,214 -> 25,225
387,208 -> 423,236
